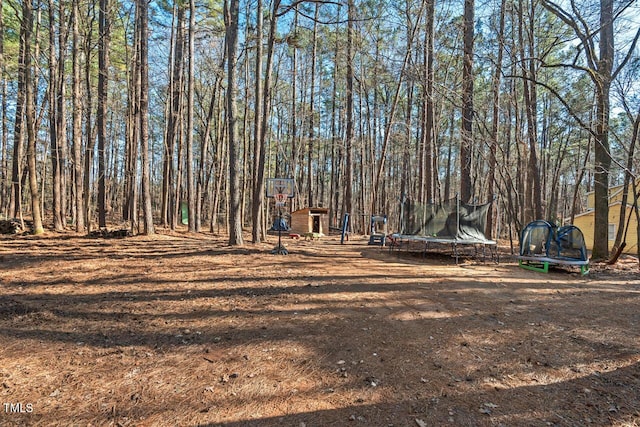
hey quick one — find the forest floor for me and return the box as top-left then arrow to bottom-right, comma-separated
1,230 -> 640,426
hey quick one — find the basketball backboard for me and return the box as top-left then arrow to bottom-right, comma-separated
266,178 -> 295,198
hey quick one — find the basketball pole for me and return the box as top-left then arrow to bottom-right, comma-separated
266,179 -> 294,255
277,205 -> 284,253
271,194 -> 288,255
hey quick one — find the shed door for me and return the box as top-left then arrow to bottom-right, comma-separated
312,216 -> 320,233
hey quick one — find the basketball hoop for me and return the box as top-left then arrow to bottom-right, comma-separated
274,193 -> 287,207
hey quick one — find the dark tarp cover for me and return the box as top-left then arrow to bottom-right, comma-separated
401,197 -> 492,241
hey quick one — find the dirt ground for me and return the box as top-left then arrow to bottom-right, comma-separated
0,230 -> 639,427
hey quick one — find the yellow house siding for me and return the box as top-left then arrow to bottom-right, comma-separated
573,204 -> 638,254
573,213 -> 594,249
610,190 -> 625,204
586,181 -> 638,209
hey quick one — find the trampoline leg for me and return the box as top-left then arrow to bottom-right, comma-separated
519,259 -> 549,273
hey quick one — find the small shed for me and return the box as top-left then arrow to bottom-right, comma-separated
290,207 -> 329,236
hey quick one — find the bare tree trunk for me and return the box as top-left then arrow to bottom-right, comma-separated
546,130 -> 569,221
138,0 -> 154,234
23,0 -> 44,234
358,83 -> 366,229
570,133 -> 590,224
210,100 -> 227,233
423,0 -> 436,204
329,6 -> 340,227
255,0 -> 280,238
97,0 -> 109,229
518,0 -> 543,222
197,73 -> 222,234
634,186 -> 640,265
444,118 -> 454,200
125,2 -> 142,233
0,0 -> 5,218
241,29 -> 250,229
186,0 -> 196,231
175,115 -> 184,227
48,0 -> 64,230
58,0 -> 68,228
225,0 -> 243,245
11,0 -> 27,220
0,71 -> 6,218
591,0 -> 614,260
162,5 -> 184,229
307,3 -> 319,207
251,0 -> 264,243
124,4 -> 140,232
161,2 -> 176,228
344,0 -> 355,227
34,7 -> 45,221
460,0 -> 474,203
487,0 -> 506,236
83,2 -> 95,232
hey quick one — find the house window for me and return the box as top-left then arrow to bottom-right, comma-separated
608,223 -> 616,240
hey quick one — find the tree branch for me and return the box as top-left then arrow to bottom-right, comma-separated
506,73 -> 629,173
540,0 -> 598,72
612,26 -> 640,81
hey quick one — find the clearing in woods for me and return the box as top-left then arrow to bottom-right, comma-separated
0,231 -> 639,426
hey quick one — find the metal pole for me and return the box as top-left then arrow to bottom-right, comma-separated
278,206 -> 282,249
456,193 -> 460,264
272,200 -> 288,255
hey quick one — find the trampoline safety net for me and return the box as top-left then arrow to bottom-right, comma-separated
519,220 -> 587,261
401,197 -> 492,241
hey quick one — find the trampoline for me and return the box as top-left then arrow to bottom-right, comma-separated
517,220 -> 589,275
391,196 -> 497,263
